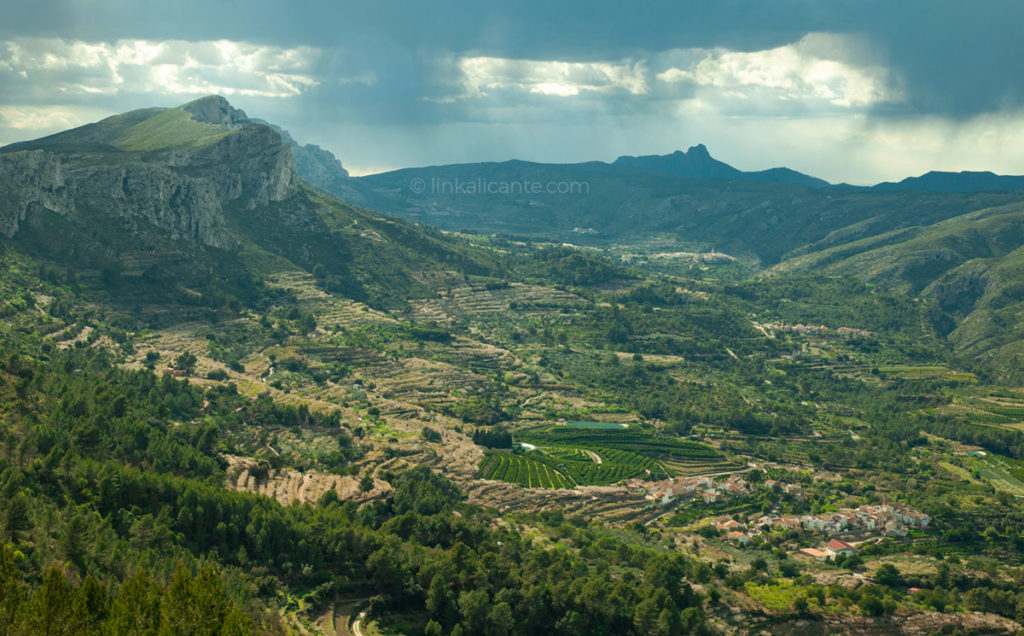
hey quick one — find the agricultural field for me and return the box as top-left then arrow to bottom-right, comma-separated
969,454 -> 1024,496
476,424 -> 734,488
516,425 -> 722,458
937,394 -> 1024,432
478,451 -> 575,489
878,365 -> 977,382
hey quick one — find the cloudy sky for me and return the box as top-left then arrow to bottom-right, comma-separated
2,0 -> 1022,183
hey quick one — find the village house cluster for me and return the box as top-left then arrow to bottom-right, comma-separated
752,503 -> 929,537
636,472 -> 930,549
712,503 -> 930,548
636,474 -> 803,507
755,322 -> 873,338
759,322 -> 829,336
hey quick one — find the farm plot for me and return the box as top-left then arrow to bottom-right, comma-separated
517,426 -> 721,459
961,398 -> 1024,428
984,406 -> 1024,419
479,426 -> 730,488
531,446 -> 655,486
971,454 -> 1024,496
478,452 -> 575,489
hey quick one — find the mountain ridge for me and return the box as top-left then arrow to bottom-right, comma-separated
871,170 -> 1024,193
612,144 -> 831,187
0,96 -> 501,308
279,129 -> 1024,196
5,96 -> 1024,375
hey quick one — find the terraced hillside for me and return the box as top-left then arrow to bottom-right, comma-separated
408,281 -> 586,322
774,201 -> 1024,381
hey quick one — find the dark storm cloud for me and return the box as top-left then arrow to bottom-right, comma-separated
3,0 -> 1024,183
4,0 -> 1021,120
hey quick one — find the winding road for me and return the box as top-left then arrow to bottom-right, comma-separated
351,609 -> 367,636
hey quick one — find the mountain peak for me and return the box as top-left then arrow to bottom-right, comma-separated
613,144 -> 740,180
183,95 -> 249,128
610,144 -> 828,187
686,143 -> 710,158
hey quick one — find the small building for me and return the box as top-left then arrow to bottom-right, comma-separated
798,548 -> 829,562
725,482 -> 748,495
893,505 -> 930,528
673,482 -> 697,497
884,521 -> 908,537
727,531 -> 750,546
802,516 -> 826,532
780,516 -> 802,531
826,539 -> 857,557
716,519 -> 745,531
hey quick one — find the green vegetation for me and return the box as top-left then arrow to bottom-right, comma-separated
7,98 -> 1024,633
113,106 -> 231,152
476,425 -> 724,487
0,344 -> 709,634
518,426 -> 720,459
478,451 -> 575,489
566,421 -> 629,429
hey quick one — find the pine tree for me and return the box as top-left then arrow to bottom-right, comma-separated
61,513 -> 88,569
425,573 -> 449,619
2,493 -> 31,543
27,567 -> 72,636
0,546 -> 28,634
107,569 -> 162,635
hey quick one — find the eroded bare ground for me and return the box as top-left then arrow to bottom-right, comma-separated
121,271 -> 652,521
223,454 -> 391,506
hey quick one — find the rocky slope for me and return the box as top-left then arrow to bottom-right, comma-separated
0,96 -> 500,308
0,96 -> 295,249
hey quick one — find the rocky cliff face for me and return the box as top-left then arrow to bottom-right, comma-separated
0,150 -> 70,238
168,123 -> 300,211
257,120 -> 360,202
182,95 -> 249,128
0,99 -> 301,251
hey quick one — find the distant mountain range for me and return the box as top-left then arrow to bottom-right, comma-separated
279,128 -> 1024,379
612,144 -> 831,188
4,96 -> 1024,380
281,136 -> 1024,256
290,136 -> 1024,199
285,138 -> 1024,263
870,171 -> 1024,193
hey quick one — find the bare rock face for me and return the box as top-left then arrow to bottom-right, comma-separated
70,162 -> 233,248
182,95 -> 249,128
174,123 -> 299,209
0,99 -> 301,250
0,150 -> 70,237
